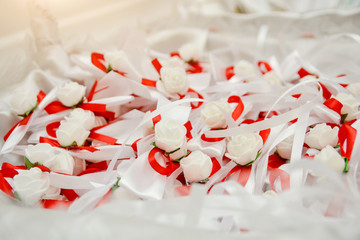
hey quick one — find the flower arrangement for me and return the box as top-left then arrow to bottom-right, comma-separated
0,38 -> 359,218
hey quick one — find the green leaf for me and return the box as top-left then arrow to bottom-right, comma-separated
245,160 -> 255,167
341,114 -> 348,123
111,177 -> 121,192
71,97 -> 84,109
334,144 -> 340,149
18,102 -> 38,117
166,147 -> 180,155
24,156 -> 40,169
344,157 -> 349,173
255,151 -> 262,160
13,191 -> 21,201
107,64 -> 113,73
151,142 -> 158,148
198,178 -> 209,184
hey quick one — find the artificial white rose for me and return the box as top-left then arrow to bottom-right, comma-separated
157,67 -> 189,98
234,60 -> 257,79
276,136 -> 294,159
25,143 -> 75,174
179,43 -> 202,62
347,83 -> 360,97
56,82 -> 86,107
43,186 -> 63,200
201,101 -> 232,129
304,123 -> 339,149
56,121 -> 90,147
164,56 -> 186,68
25,143 -> 56,166
11,89 -> 38,115
313,145 -> 345,175
180,150 -> 212,182
13,167 -> 50,206
263,71 -> 282,85
104,50 -> 126,72
225,133 -> 263,165
66,108 -> 96,130
155,119 -> 187,160
334,92 -> 359,121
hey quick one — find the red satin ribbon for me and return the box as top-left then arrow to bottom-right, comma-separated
88,131 -> 117,145
148,148 -> 179,176
170,52 -> 181,58
227,95 -> 244,121
41,199 -> 72,209
240,118 -> 271,143
200,133 -> 225,142
150,109 -> 161,126
61,189 -> 79,201
3,91 -> 46,142
0,172 -> 14,197
46,121 -> 60,138
131,138 -> 142,153
297,67 -> 312,78
77,161 -> 108,176
91,52 -> 107,72
338,124 -> 357,160
141,78 -> 157,87
184,121 -> 193,140
187,62 -> 203,74
39,137 -> 99,152
210,157 -> 221,177
268,154 -> 287,168
152,58 -> 162,75
222,165 -> 252,186
87,80 -> 98,102
225,66 -> 234,80
187,88 -> 204,109
323,98 -> 343,116
319,82 -> 332,100
269,167 -> 290,192
258,61 -> 272,75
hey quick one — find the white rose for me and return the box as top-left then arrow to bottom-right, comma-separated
347,83 -> 360,97
11,89 -> 38,115
157,67 -> 189,98
180,150 -> 212,182
334,92 -> 359,121
276,136 -> 294,159
313,145 -> 345,175
164,56 -> 186,68
225,133 -> 263,165
179,43 -> 202,62
56,120 -> 90,147
155,119 -> 187,160
56,82 -> 86,107
25,143 -> 75,174
201,101 -> 232,129
13,168 -> 49,206
104,50 -> 126,72
234,60 -> 257,79
43,186 -> 63,200
263,71 -> 282,85
66,108 -> 96,130
304,123 -> 339,150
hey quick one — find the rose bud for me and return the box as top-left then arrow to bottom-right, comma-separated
56,81 -> 86,107
180,150 -> 212,182
305,123 -> 339,150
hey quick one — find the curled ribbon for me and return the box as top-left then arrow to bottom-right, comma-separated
258,61 -> 272,75
338,124 -> 357,160
39,137 -> 99,153
148,148 -> 179,176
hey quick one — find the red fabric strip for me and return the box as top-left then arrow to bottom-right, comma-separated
225,66 -> 234,80
319,82 -> 332,100
184,121 -> 193,140
148,148 -> 179,176
131,138 -> 142,153
227,95 -> 244,121
44,101 -> 69,114
259,128 -> 271,144
258,61 -> 272,75
39,137 -> 99,152
3,115 -> 31,141
151,58 -> 162,75
269,168 -> 290,192
41,199 -> 72,209
87,80 -> 98,102
170,52 -> 181,58
37,90 -> 46,103
141,78 -> 157,87
187,62 -> 203,74
80,103 -> 107,113
0,172 -> 14,197
46,121 -> 60,138
297,68 -> 312,78
201,133 -> 225,142
91,52 -> 106,72
209,157 -> 221,177
188,88 -> 204,109
268,154 -> 287,169
324,98 -> 343,116
338,124 -> 357,160
61,189 -> 79,201
89,131 -> 117,145
150,109 -> 161,126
